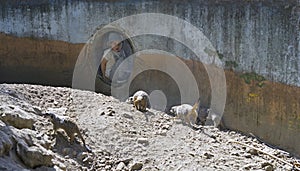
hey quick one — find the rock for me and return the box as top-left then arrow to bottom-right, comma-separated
242,164 -> 255,170
261,162 -> 274,171
0,120 -> 6,127
118,157 -> 133,165
0,105 -> 35,129
105,159 -> 114,165
62,148 -> 72,156
161,124 -> 170,130
130,162 -> 143,170
0,156 -> 28,171
72,150 -> 77,157
105,165 -> 112,170
248,149 -> 259,156
82,156 -> 93,163
16,140 -> 53,168
116,162 -> 126,171
77,152 -> 88,161
261,162 -> 272,167
1,126 -> 34,146
0,88 -> 20,99
99,158 -> 106,164
265,165 -> 274,171
203,152 -> 214,159
189,152 -> 196,157
107,110 -> 115,116
123,113 -> 134,120
244,154 -> 252,158
137,138 -> 149,146
53,101 -> 59,106
98,163 -> 106,168
0,130 -> 13,156
230,151 -> 240,156
38,135 -> 52,150
32,106 -> 42,115
58,163 -> 67,170
33,166 -> 56,171
155,130 -> 167,136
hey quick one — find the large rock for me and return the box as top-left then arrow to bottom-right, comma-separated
16,139 -> 54,168
1,125 -> 52,151
33,166 -> 56,171
1,126 -> 34,146
0,130 -> 13,156
0,119 -> 6,127
0,156 -> 29,171
130,162 -> 143,170
0,125 -> 54,169
0,105 -> 36,129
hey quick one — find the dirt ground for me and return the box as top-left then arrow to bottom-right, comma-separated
0,83 -> 299,171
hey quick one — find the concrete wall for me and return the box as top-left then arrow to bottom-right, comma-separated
1,0 -> 299,86
0,0 -> 299,156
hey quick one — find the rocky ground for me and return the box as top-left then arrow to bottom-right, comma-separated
0,83 -> 299,171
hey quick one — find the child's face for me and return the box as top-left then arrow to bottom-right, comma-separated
111,41 -> 122,52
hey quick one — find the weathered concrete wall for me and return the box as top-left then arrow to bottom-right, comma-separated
0,0 -> 299,86
0,0 -> 299,157
0,33 -> 83,86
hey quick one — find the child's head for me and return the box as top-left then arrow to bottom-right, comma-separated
108,33 -> 123,52
110,40 -> 122,52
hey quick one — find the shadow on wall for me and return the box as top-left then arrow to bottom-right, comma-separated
0,33 -> 83,87
129,70 -> 182,112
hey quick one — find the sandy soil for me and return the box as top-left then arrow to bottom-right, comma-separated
0,83 -> 299,171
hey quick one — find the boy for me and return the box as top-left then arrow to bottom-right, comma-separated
100,33 -> 124,81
